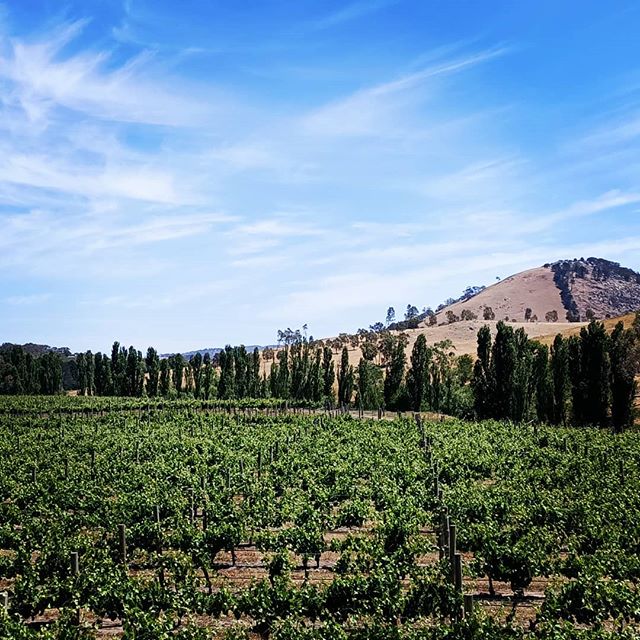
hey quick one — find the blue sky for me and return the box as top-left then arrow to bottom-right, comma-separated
2,0 -> 640,353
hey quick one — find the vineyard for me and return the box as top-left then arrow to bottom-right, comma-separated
1,398 -> 639,639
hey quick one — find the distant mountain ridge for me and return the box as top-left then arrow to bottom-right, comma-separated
0,342 -> 72,357
160,345 -> 278,360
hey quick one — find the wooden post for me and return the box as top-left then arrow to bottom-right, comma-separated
449,524 -> 457,562
155,505 -> 161,526
1,591 -> 8,610
188,488 -> 195,524
118,524 -> 127,564
454,553 -> 462,591
442,515 -> 450,552
70,551 -> 79,576
31,466 -> 37,483
463,594 -> 474,617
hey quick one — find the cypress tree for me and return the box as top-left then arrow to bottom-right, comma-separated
384,338 -> 406,410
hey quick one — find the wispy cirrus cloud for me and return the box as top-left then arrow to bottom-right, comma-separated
301,46 -> 508,137
0,19 -> 218,126
5,293 -> 52,305
1,3 -> 639,352
311,0 -> 400,30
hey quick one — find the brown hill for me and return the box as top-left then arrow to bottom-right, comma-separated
259,258 -> 640,376
430,258 -> 640,325
432,266 -> 564,324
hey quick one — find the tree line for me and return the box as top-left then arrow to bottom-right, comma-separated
472,317 -> 639,432
2,316 -> 638,430
0,346 -> 63,395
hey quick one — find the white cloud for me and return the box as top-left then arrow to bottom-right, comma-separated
311,0 -> 399,30
302,47 -> 507,137
0,20 -> 217,126
5,293 -> 51,305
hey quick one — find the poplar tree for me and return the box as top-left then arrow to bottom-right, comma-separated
189,353 -> 203,398
384,337 -> 406,409
145,347 -> 160,397
76,352 -> 87,395
248,348 -> 261,397
321,346 -> 335,401
609,321 -> 636,432
217,347 -> 235,399
472,325 -> 494,419
172,353 -> 185,395
511,328 -> 534,422
159,359 -> 171,396
533,343 -> 553,423
356,358 -> 383,410
491,321 -> 517,420
550,335 -> 569,424
407,334 -> 430,412
202,353 -> 213,399
579,320 -> 610,426
276,349 -> 290,399
234,346 -> 248,398
337,347 -> 354,407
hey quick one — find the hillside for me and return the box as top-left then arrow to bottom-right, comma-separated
0,342 -> 72,357
431,266 -> 564,325
274,258 -> 640,372
429,258 -> 640,326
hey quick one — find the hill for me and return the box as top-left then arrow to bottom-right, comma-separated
429,258 -> 640,326
285,257 -> 640,371
160,345 -> 277,360
0,342 -> 72,357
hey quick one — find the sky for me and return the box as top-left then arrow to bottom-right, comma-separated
2,0 -> 640,353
